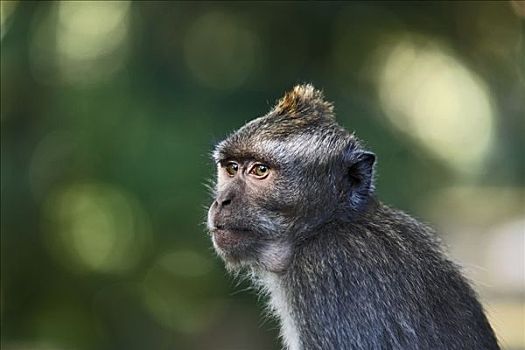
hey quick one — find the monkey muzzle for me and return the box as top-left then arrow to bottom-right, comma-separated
212,226 -> 252,250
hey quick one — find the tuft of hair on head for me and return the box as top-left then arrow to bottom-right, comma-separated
273,84 -> 334,119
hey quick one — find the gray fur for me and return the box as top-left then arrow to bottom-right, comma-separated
207,84 -> 499,350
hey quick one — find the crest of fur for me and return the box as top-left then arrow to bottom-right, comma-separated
273,84 -> 334,120
213,84 -> 342,160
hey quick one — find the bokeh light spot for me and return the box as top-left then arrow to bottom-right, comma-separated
486,218 -> 525,292
30,1 -> 130,86
57,1 -> 129,61
42,182 -> 151,274
1,0 -> 18,40
376,37 -> 495,175
183,12 -> 259,90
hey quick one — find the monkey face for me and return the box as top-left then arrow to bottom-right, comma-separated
207,158 -> 295,273
206,138 -> 354,273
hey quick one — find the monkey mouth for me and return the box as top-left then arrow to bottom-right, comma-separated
211,225 -> 253,251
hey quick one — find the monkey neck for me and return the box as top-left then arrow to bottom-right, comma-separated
255,271 -> 301,350
254,200 -> 383,350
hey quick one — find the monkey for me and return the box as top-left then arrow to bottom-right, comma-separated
206,84 -> 500,350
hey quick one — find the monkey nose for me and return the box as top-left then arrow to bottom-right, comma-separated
215,188 -> 235,209
216,197 -> 232,208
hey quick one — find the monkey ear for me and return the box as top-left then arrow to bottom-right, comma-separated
343,146 -> 376,210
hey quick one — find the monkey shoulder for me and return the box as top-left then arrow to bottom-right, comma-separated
283,204 -> 499,350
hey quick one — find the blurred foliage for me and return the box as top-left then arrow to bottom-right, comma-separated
1,1 -> 524,350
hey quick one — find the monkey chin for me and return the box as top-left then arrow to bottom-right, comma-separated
212,229 -> 293,274
211,228 -> 257,265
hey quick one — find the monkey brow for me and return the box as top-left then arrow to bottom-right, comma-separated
215,148 -> 277,166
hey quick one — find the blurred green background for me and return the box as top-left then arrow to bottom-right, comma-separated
1,1 -> 524,349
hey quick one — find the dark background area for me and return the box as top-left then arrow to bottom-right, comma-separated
1,1 -> 524,349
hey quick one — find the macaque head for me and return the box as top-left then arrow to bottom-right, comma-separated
207,84 -> 375,273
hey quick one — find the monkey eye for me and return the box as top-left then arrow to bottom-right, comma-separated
250,164 -> 270,179
224,162 -> 238,176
